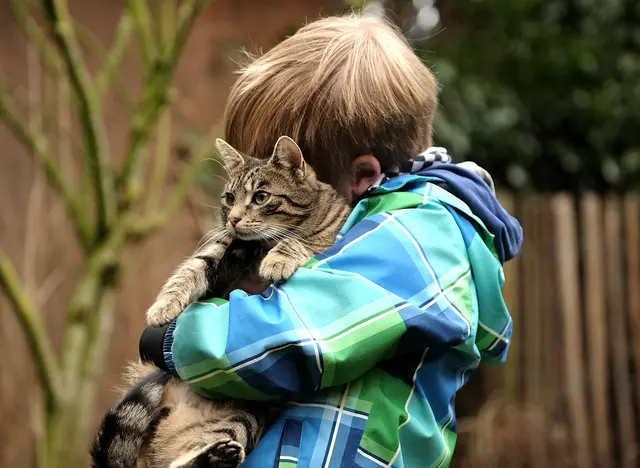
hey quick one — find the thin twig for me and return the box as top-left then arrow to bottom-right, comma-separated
24,41 -> 44,292
117,0 -> 204,207
0,248 -> 59,411
95,13 -> 135,97
126,156 -> 202,237
36,269 -> 65,307
146,110 -> 172,211
160,0 -> 177,49
127,127 -> 215,238
42,0 -> 116,239
69,19 -> 136,123
63,20 -> 134,108
10,0 -> 62,79
127,0 -> 155,67
0,83 -> 92,249
57,70 -> 74,182
59,222 -> 126,377
23,169 -> 46,294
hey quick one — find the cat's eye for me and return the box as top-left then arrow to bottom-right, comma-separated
252,191 -> 271,205
221,193 -> 235,206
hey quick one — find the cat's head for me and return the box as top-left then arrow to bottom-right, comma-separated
214,136 -> 319,241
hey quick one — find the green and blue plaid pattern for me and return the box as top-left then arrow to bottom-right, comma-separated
168,175 -> 513,467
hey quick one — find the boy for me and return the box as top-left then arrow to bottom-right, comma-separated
139,14 -> 522,467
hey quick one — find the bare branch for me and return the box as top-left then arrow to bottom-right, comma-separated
96,13 -> 134,96
117,0 -> 204,208
70,20 -> 135,113
146,110 -> 172,211
10,0 -> 62,79
60,224 -> 126,376
126,157 -> 202,237
159,0 -> 177,49
0,83 -> 92,249
127,126 -> 216,238
0,248 -> 60,410
42,0 -> 116,238
172,0 -> 206,59
23,168 -> 46,293
127,0 -> 156,67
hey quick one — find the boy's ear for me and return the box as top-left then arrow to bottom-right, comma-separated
350,155 -> 381,199
269,136 -> 305,175
215,138 -> 245,171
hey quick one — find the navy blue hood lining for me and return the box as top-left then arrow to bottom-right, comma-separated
355,163 -> 523,265
416,164 -> 523,264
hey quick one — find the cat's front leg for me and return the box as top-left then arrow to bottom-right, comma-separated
146,234 -> 233,327
259,238 -> 312,283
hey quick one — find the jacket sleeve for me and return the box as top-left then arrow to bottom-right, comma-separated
166,205 -> 479,400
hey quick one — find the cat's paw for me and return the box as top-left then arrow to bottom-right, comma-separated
205,439 -> 245,468
259,253 -> 298,283
146,298 -> 184,327
171,438 -> 245,468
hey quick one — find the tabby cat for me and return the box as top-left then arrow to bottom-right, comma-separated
90,136 -> 352,468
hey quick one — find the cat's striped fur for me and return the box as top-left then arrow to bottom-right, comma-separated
91,136 -> 351,468
91,361 -> 264,468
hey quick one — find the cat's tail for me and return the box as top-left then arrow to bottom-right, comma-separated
90,368 -> 173,468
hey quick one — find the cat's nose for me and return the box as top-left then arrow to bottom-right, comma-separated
228,216 -> 240,227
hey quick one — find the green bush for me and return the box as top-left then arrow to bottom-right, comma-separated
349,0 -> 640,191
422,0 -> 640,191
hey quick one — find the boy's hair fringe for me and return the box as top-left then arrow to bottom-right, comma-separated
224,13 -> 439,185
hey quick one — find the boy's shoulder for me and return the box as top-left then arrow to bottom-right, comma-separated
336,170 -> 508,263
344,174 -> 481,229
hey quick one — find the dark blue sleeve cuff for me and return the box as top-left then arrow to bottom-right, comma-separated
162,321 -> 177,373
139,321 -> 177,374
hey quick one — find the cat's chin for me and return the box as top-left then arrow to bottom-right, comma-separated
235,231 -> 264,241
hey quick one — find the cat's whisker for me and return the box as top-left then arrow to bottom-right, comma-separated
202,232 -> 231,248
264,226 -> 307,244
205,173 -> 231,185
269,224 -> 311,239
198,229 -> 225,246
255,227 -> 281,241
201,203 -> 222,211
202,226 -> 227,238
258,233 -> 279,244
257,228 -> 290,245
201,157 -> 228,172
197,227 -> 230,249
259,227 -> 286,240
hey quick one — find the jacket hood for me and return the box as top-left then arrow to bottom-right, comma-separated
417,164 -> 523,264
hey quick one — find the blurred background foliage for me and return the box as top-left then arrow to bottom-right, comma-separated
348,0 -> 640,192
1,1 -> 639,466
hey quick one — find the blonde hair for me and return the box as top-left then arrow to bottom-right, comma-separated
224,14 -> 438,185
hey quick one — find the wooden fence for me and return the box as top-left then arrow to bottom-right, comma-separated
454,193 -> 640,468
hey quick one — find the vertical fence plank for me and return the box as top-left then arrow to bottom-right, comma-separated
521,195 -> 546,465
496,191 -> 520,401
605,196 -> 638,467
552,194 -> 592,468
624,196 -> 640,418
581,195 -> 612,467
539,196 -> 561,441
459,192 -> 638,467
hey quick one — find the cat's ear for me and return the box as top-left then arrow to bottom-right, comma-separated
269,136 -> 306,175
215,138 -> 245,171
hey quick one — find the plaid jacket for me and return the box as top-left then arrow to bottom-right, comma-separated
163,170 -> 520,468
